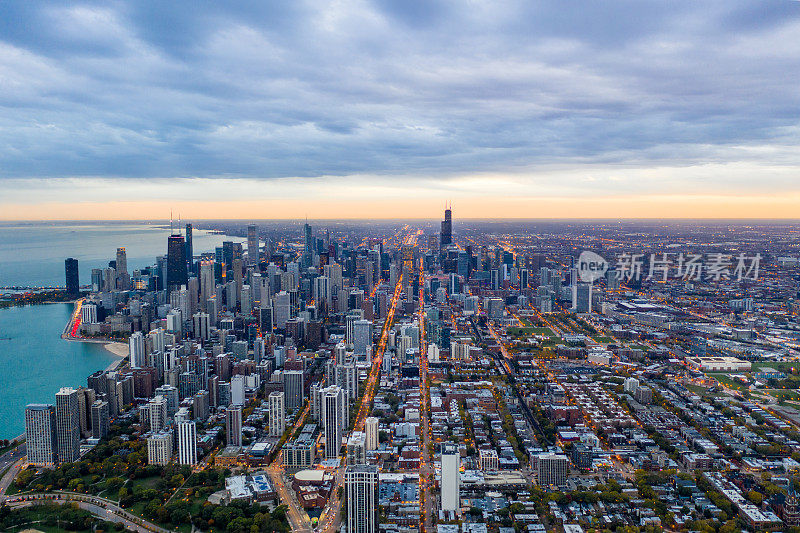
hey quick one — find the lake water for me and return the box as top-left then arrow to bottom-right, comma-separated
0,221 -> 244,288
0,303 -> 118,438
0,222 -> 245,438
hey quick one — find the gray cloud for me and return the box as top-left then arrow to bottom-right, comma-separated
0,0 -> 798,192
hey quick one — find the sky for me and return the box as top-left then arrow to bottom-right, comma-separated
1,1 -> 799,219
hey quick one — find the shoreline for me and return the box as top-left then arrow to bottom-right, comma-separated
61,300 -> 128,371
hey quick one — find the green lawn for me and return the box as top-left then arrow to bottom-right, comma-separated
592,336 -> 614,344
507,326 -> 556,338
706,373 -> 747,390
750,361 -> 798,372
762,389 -> 800,400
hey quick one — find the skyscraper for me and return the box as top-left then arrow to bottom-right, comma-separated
147,431 -> 173,466
167,234 -> 187,291
345,465 -> 379,533
440,206 -> 452,249
226,405 -> 242,447
537,453 -> 569,489
55,388 -> 80,463
185,223 -> 193,274
322,385 -> 345,460
25,404 -> 57,466
91,400 -> 110,439
304,223 -> 313,255
441,443 -> 460,514
268,391 -> 286,437
115,248 -> 128,289
149,395 -> 168,433
129,331 -> 145,368
65,258 -> 79,296
352,319 -> 372,356
177,420 -> 197,465
282,370 -> 304,411
365,416 -> 379,451
247,224 -> 259,266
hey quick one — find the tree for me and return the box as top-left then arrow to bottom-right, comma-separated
747,490 -> 763,506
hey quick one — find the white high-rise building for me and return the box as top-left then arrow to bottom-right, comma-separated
346,432 -> 366,465
345,465 -> 379,533
623,377 -> 640,394
365,416 -> 379,451
147,431 -> 173,466
322,385 -> 346,460
441,443 -> 460,514
268,391 -> 286,437
81,303 -> 98,325
55,387 -> 80,464
230,374 -> 246,406
177,420 -> 197,465
25,404 -> 56,466
149,395 -> 168,433
148,328 -> 165,357
129,331 -> 145,368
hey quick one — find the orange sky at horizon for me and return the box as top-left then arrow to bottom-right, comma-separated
3,193 -> 800,220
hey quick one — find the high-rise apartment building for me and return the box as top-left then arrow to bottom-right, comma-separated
537,453 -> 569,489
91,400 -> 110,439
226,405 -> 242,447
323,385 -> 345,460
25,404 -> 57,466
268,391 -> 285,437
282,370 -> 304,411
365,416 -> 379,451
177,420 -> 197,465
345,465 -> 379,533
55,387 -> 80,463
129,331 -> 145,368
441,443 -> 460,514
148,395 -> 168,433
147,431 -> 173,466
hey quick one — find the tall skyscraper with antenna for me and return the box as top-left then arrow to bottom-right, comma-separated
167,230 -> 187,291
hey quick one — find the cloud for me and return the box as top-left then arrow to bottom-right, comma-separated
0,0 -> 799,205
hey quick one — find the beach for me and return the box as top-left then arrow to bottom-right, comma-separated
102,342 -> 129,372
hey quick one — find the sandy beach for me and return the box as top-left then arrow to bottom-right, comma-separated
102,342 -> 129,371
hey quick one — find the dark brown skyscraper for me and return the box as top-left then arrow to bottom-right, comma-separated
65,258 -> 79,296
440,206 -> 452,248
